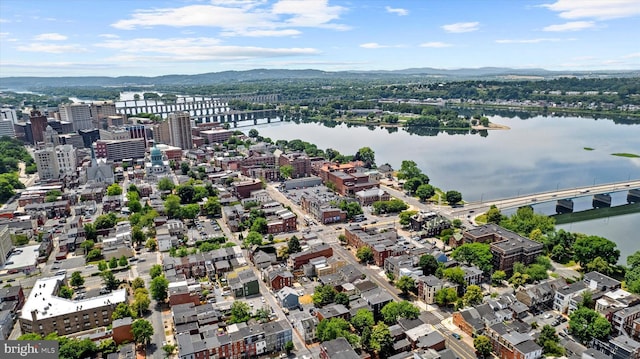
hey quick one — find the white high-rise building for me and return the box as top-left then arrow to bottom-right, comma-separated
59,103 -> 92,131
56,144 -> 77,176
0,108 -> 18,124
34,146 -> 59,180
168,111 -> 193,150
34,144 -> 77,180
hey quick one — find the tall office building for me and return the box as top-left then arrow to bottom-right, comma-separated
0,108 -> 18,124
0,118 -> 15,138
29,111 -> 48,144
168,112 -> 192,150
59,103 -> 92,131
90,101 -> 117,127
34,146 -> 59,180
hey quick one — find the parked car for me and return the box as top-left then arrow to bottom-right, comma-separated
452,333 -> 461,340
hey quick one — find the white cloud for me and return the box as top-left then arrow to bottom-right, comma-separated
542,0 -> 640,20
420,42 -> 453,48
359,42 -> 405,49
111,0 -> 348,36
96,36 -> 319,61
99,34 -> 120,39
441,22 -> 479,33
543,21 -> 595,32
221,29 -> 301,37
360,42 -> 387,49
385,6 -> 408,16
623,52 -> 640,59
0,18 -> 9,23
33,33 -> 68,41
495,38 -> 570,44
17,43 -> 87,53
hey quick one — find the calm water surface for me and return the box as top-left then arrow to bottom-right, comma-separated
247,115 -> 640,261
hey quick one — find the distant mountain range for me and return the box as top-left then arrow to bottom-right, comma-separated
1,67 -> 639,89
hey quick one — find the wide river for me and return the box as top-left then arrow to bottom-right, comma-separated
245,114 -> 640,263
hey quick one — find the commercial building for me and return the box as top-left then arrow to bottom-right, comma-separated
0,225 -> 12,266
59,103 -> 93,131
19,275 -> 127,336
33,144 -> 78,181
0,117 -> 15,138
462,224 -> 544,274
29,110 -> 49,144
168,111 -> 192,150
95,138 -> 146,162
278,152 -> 311,178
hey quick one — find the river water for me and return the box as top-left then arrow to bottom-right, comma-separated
245,115 -> 640,262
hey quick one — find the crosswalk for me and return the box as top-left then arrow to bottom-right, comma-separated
433,323 -> 444,330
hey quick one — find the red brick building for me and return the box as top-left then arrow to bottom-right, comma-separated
287,244 -> 333,269
344,227 -> 398,266
279,152 -> 311,178
112,317 -> 134,345
318,161 -> 379,196
232,179 -> 263,199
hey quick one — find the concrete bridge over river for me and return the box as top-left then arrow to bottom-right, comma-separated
450,179 -> 640,219
115,96 -> 279,126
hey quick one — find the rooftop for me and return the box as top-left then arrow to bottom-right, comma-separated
20,275 -> 127,321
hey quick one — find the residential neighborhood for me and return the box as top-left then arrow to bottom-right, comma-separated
0,99 -> 639,359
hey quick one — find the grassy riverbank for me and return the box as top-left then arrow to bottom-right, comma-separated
552,203 -> 640,225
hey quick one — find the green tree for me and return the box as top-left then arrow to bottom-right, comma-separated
284,340 -> 294,354
380,301 -> 420,325
354,146 -> 376,168
132,289 -> 151,317
176,184 -> 195,204
179,204 -> 200,219
501,206 -> 556,237
356,246 -> 374,264
162,344 -> 177,357
279,164 -> 294,179
415,184 -> 435,201
95,213 -> 117,229
334,292 -> 350,306
118,255 -> 128,267
229,301 -> 251,323
312,285 -> 337,307
132,226 -> 145,247
399,210 -> 417,226
109,257 -> 118,269
248,128 -> 259,138
84,224 -> 97,241
491,270 -> 507,286
585,256 -> 614,275
244,231 -> 263,247
369,322 -> 393,358
202,196 -> 221,217
102,271 -> 120,291
181,162 -> 190,175
106,183 -> 122,196
508,272 -> 531,289
442,267 -> 466,286
70,271 -> 84,288
97,260 -> 108,272
451,242 -> 493,272
525,264 -> 549,281
573,235 -> 620,267
131,277 -> 146,290
463,285 -> 483,307
351,309 -> 375,333
485,205 -> 504,224
396,275 -> 416,296
112,302 -> 134,320
150,275 -> 169,302
80,239 -> 95,254
569,307 -> 611,343
158,177 -> 175,192
164,194 -> 181,218
397,160 -> 423,180
250,217 -> 268,234
131,319 -> 154,347
434,287 -> 458,307
288,235 -> 302,253
419,254 -> 439,276
537,324 -> 564,356
150,264 -> 163,279
316,318 -> 359,346
58,285 -> 73,299
474,335 -> 493,358
445,190 -> 462,205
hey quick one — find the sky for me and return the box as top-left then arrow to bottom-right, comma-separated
1,0 -> 639,77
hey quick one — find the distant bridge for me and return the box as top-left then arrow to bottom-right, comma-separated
115,96 -> 279,126
450,179 -> 640,218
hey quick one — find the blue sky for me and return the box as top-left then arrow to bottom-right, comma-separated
1,0 -> 639,77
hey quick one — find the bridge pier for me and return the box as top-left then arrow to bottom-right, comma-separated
593,193 -> 611,208
628,189 -> 640,204
556,199 -> 574,214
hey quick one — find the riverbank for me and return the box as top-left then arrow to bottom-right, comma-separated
552,203 -> 640,225
450,103 -> 640,121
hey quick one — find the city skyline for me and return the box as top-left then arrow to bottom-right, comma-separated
1,0 -> 639,77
